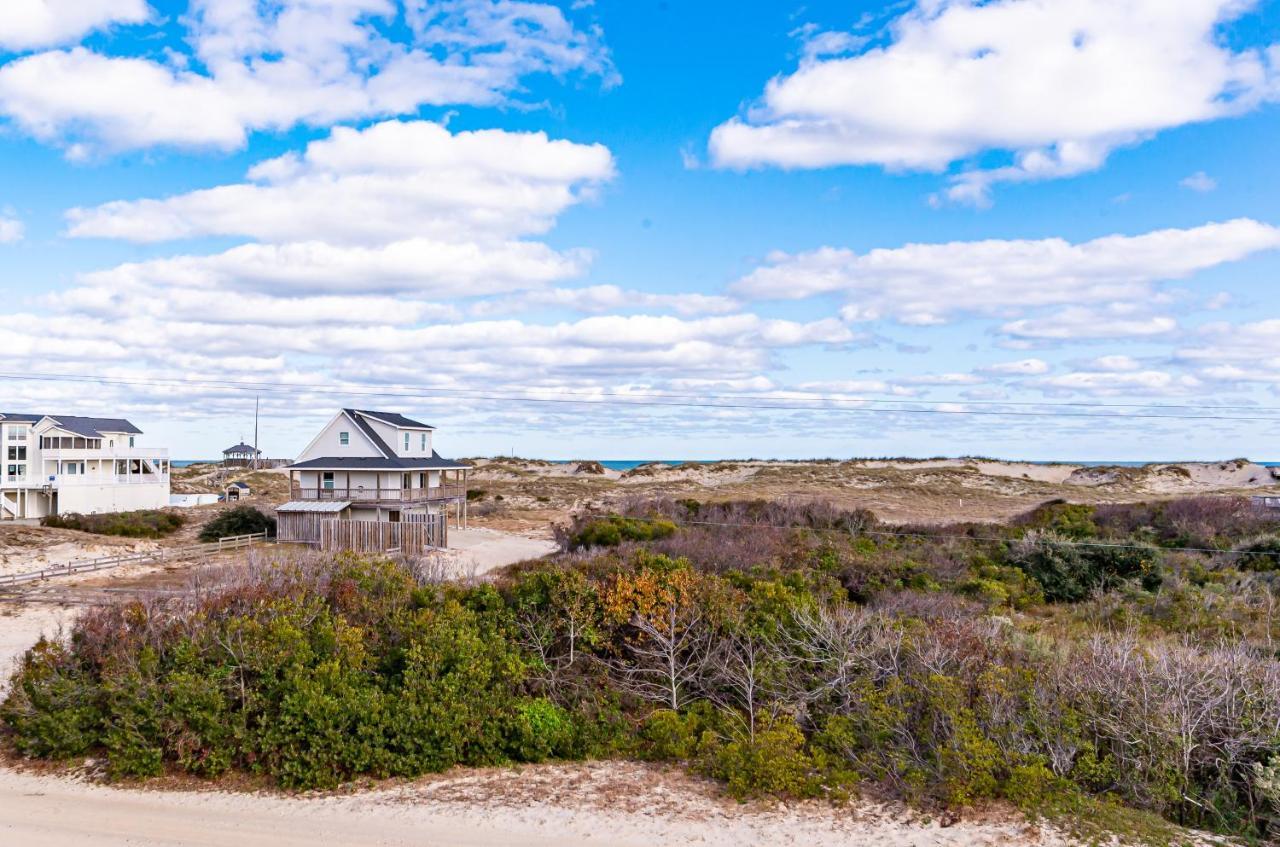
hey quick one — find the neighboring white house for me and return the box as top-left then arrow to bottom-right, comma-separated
278,409 -> 469,548
0,412 -> 170,521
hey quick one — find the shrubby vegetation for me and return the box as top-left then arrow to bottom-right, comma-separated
197,506 -> 275,542
42,509 -> 184,538
7,495 -> 1280,841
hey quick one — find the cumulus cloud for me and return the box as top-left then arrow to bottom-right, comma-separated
1034,369 -> 1200,395
0,0 -> 148,51
0,0 -> 614,155
1180,171 -> 1219,192
0,214 -> 22,243
982,358 -> 1051,375
470,285 -> 741,317
733,219 -> 1280,325
66,120 -> 615,245
710,0 -> 1278,204
1000,306 -> 1177,340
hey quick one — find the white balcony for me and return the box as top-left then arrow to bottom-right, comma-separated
50,473 -> 169,488
41,447 -> 169,461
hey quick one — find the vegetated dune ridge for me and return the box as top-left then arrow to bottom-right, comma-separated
0,603 -> 1080,847
462,456 -> 1280,529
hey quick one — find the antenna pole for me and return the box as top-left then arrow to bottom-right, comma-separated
253,395 -> 260,470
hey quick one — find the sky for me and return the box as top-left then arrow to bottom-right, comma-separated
1,0 -> 1280,462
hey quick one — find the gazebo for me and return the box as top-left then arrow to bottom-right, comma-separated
222,442 -> 261,468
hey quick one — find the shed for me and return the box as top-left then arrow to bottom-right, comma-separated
225,481 -> 251,501
276,500 -> 351,544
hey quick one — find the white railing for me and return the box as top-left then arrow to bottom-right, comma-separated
52,473 -> 170,487
41,447 -> 169,460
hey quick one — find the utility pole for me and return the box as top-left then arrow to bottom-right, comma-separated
253,395 -> 260,471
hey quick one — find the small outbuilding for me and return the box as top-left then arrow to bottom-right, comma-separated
225,481 -> 251,501
222,442 -> 261,468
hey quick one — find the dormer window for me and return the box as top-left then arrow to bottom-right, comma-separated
404,432 -> 410,451
339,431 -> 349,446
420,433 -> 427,450
128,436 -> 135,448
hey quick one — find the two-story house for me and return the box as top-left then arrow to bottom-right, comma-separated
0,413 -> 171,521
281,410 -> 469,544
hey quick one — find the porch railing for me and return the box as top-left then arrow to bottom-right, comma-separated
290,483 -> 466,503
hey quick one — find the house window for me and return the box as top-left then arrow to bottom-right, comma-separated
419,472 -> 427,488
128,436 -> 135,448
404,433 -> 410,451
322,472 -> 335,490
7,446 -> 25,461
339,431 -> 349,446
64,463 -> 77,475
6,464 -> 24,482
420,433 -> 427,451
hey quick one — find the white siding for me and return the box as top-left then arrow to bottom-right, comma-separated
295,413 -> 382,462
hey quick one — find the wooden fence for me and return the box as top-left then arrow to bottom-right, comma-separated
318,517 -> 446,556
0,532 -> 268,588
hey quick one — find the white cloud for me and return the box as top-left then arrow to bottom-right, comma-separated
710,0 -> 1278,204
470,285 -> 740,317
72,238 -> 591,298
733,219 -> 1280,325
0,0 -> 613,155
1000,307 -> 1177,340
983,358 -> 1051,375
66,120 -> 615,245
1035,369 -> 1199,395
0,0 -> 148,51
1086,355 -> 1142,371
1180,171 -> 1218,192
896,372 -> 985,386
0,214 -> 23,243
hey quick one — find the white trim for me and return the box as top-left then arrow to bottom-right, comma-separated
352,410 -> 435,431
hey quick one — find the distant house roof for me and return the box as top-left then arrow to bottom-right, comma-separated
277,500 -> 350,513
0,413 -> 143,437
348,409 -> 434,430
227,481 -> 251,489
222,442 -> 261,455
287,452 -> 469,471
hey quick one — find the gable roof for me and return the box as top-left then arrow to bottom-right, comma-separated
8,414 -> 143,437
222,442 -> 260,455
343,409 -> 397,459
349,409 -> 434,430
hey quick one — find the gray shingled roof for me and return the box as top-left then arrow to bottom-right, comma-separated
343,409 -> 397,459
0,414 -> 142,437
350,409 -> 434,430
287,452 -> 469,471
222,442 -> 260,455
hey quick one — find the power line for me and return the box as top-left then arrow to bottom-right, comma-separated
4,371 -> 1280,424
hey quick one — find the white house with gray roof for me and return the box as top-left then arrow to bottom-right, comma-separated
0,413 -> 170,521
281,409 -> 469,533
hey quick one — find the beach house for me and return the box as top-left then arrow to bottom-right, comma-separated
277,409 -> 469,551
0,413 -> 170,521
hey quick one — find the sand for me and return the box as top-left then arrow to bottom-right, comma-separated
444,526 -> 559,575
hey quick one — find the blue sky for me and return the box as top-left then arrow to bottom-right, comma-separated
1,0 -> 1280,461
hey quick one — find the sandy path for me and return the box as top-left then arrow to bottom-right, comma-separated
446,527 -> 558,574
0,761 -> 1072,847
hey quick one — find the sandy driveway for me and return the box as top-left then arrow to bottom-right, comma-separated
446,527 -> 558,575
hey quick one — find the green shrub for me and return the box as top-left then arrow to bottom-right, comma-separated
508,698 -> 575,762
1233,536 -> 1280,572
198,506 -> 275,542
1008,533 -> 1162,602
42,509 -> 184,538
640,709 -> 703,761
569,514 -> 676,550
699,718 -> 820,799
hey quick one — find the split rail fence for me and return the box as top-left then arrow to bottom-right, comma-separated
0,532 -> 268,588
